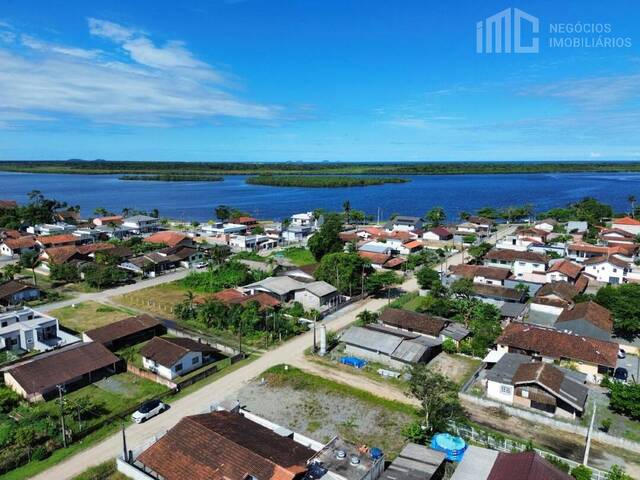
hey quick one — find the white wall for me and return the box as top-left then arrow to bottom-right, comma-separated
584,262 -> 625,284
143,351 -> 203,380
486,380 -> 514,404
512,260 -> 546,276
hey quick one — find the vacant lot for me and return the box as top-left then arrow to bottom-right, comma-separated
276,247 -> 315,266
429,353 -> 481,385
115,282 -> 187,319
52,301 -> 137,333
235,365 -> 416,458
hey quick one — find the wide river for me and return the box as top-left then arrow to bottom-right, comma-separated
1,171 -> 639,222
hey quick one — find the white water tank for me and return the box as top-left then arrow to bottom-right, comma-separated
318,324 -> 327,356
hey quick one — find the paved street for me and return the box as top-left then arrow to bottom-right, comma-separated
32,225 -> 517,479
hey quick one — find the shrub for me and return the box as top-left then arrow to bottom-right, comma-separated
31,446 -> 49,461
600,418 -> 612,433
571,464 -> 592,480
544,454 -> 570,473
442,338 -> 458,354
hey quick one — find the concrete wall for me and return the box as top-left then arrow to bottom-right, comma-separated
344,345 -> 407,370
486,380 -> 514,404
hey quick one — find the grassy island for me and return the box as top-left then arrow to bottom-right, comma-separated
119,174 -> 223,182
245,175 -> 409,187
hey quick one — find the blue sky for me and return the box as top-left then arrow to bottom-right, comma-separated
0,0 -> 639,162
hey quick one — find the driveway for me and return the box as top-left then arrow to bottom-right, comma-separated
617,354 -> 640,383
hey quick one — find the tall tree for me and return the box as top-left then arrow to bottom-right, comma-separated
19,250 -> 40,286
406,365 -> 464,436
308,213 -> 344,261
343,200 -> 351,224
215,205 -> 231,221
426,207 -> 446,227
314,252 -> 371,295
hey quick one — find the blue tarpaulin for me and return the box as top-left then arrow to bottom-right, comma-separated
339,356 -> 368,368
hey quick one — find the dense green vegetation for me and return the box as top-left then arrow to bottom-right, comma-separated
593,284 -> 640,336
179,261 -> 268,293
119,174 -> 223,182
246,175 -> 409,188
308,213 -> 344,260
0,190 -> 76,229
3,160 -> 640,176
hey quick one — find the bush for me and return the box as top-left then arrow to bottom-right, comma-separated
571,464 -> 592,480
545,455 -> 570,473
442,338 -> 458,354
600,418 -> 612,432
31,445 -> 49,461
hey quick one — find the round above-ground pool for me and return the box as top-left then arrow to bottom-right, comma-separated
430,433 -> 468,462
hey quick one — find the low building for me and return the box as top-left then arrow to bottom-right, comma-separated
555,301 -> 613,342
423,227 -> 453,242
0,280 -> 41,306
381,443 -> 446,480
384,216 -> 424,232
483,250 -> 548,277
531,281 -> 579,315
495,322 -> 618,382
201,221 -> 248,236
534,218 -> 558,232
243,275 -> 339,311
92,215 -> 123,226
583,255 -> 631,285
35,233 -> 79,249
122,215 -> 160,233
3,342 -> 120,401
379,308 -> 469,346
451,446 -> 572,480
82,314 -> 164,350
145,231 -> 194,248
612,216 -> 640,235
567,242 -> 635,263
340,325 -> 441,369
0,236 -> 37,257
485,353 -> 588,418
566,221 -> 588,233
127,410 -> 317,480
448,264 -> 512,286
471,284 -> 525,306
0,307 -> 78,352
545,260 -> 583,285
140,337 -> 223,380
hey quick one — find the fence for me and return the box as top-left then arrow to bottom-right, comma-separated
163,321 -> 242,357
127,364 -> 177,389
460,393 -> 640,454
318,293 -> 366,320
450,422 -> 610,480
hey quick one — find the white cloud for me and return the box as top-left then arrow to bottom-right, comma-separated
0,19 -> 279,127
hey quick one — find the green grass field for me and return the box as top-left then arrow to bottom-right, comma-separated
51,301 -> 137,333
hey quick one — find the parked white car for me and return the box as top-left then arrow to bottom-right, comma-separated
131,400 -> 167,423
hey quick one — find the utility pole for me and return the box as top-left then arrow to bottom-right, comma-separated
583,404 -> 596,465
57,384 -> 67,449
121,419 -> 128,462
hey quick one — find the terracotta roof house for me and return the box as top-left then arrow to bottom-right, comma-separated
555,301 -> 613,342
423,226 -> 453,241
449,264 -> 512,285
0,280 -> 41,306
3,342 -> 120,401
233,216 -> 258,226
484,249 -> 549,265
36,233 -> 78,249
146,231 -> 193,248
533,282 -> 579,309
496,323 -> 618,381
380,308 -> 448,337
358,251 -> 406,269
0,236 -> 37,256
612,216 -> 640,235
0,200 -> 18,209
39,246 -> 90,267
208,288 -> 281,310
568,242 -> 636,262
485,353 -> 588,418
82,314 -> 164,349
140,337 -> 224,380
92,215 -> 123,226
451,446 -> 572,480
546,260 -> 583,284
134,410 -> 315,480
472,283 -> 525,303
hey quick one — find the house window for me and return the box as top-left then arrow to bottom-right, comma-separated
500,385 -> 512,395
521,389 -> 529,398
192,357 -> 199,365
175,363 -> 183,372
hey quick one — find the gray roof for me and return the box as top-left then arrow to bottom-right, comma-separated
124,215 -> 157,222
381,443 -> 446,480
526,309 -> 561,327
441,323 -> 471,341
391,339 -> 429,363
341,326 -> 403,355
500,302 -> 528,318
359,242 -> 392,254
302,281 -> 337,297
485,352 -> 531,384
450,445 -> 498,480
244,276 -> 305,296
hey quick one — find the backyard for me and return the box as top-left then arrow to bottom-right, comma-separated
51,301 -> 138,333
0,372 -> 167,477
274,247 -> 315,266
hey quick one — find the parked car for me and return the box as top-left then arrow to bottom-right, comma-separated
613,367 -> 628,383
618,349 -> 626,359
132,399 -> 167,423
194,261 -> 208,269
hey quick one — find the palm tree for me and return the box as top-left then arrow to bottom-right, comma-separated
426,207 -> 446,227
19,251 -> 40,287
343,200 -> 351,224
629,195 -> 637,218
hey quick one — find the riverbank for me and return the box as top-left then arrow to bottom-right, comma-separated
3,160 -> 640,176
245,175 -> 409,187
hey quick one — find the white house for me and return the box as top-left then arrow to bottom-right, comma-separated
545,260 -> 583,285
533,218 -> 558,233
201,222 -> 247,236
495,235 -> 533,252
122,215 -> 160,234
0,307 -> 79,352
484,250 -> 548,277
612,216 -> 640,235
384,216 -> 423,232
0,236 -> 36,257
583,255 -> 631,285
229,234 -> 278,251
140,337 -> 221,380
290,212 -> 321,230
26,223 -> 76,236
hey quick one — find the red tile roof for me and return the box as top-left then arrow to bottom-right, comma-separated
380,307 -> 447,337
358,251 -> 392,265
556,301 -> 613,333
6,343 -> 119,395
613,216 -> 640,226
428,226 -> 453,238
0,200 -> 18,209
403,239 -> 423,249
548,260 -> 582,279
449,264 -> 512,281
496,323 -> 618,368
137,411 -> 314,480
488,451 -> 573,480
583,255 -> 630,269
36,234 -> 78,246
146,231 -> 191,247
2,236 -> 36,250
140,337 -> 219,368
485,249 -> 548,264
